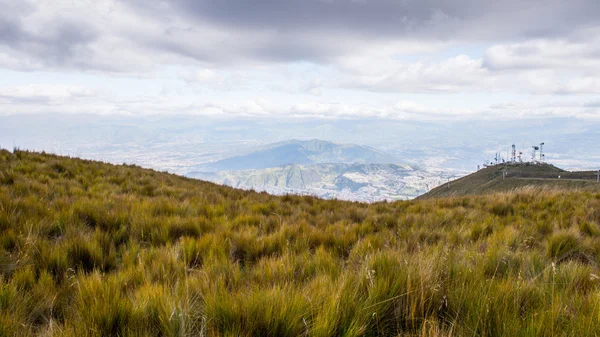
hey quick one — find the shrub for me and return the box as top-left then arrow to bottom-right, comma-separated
75,273 -> 136,336
0,229 -> 22,253
470,223 -> 492,241
0,171 -> 15,185
73,202 -> 128,232
207,286 -> 310,337
168,220 -> 200,240
547,230 -> 591,263
180,237 -> 203,268
579,220 -> 600,237
490,202 -> 515,217
66,237 -> 104,273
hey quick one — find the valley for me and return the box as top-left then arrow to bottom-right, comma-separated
191,163 -> 455,201
188,139 -> 463,201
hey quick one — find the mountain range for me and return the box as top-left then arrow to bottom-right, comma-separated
188,139 -> 460,201
196,139 -> 401,172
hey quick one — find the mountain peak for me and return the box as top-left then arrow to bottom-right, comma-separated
200,139 -> 400,172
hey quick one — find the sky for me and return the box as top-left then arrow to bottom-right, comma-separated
1,0 -> 600,120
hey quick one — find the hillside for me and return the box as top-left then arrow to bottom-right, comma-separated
3,150 -> 600,336
190,163 -> 454,201
420,162 -> 600,199
197,139 -> 400,172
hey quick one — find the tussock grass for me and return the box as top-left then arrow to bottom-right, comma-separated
2,149 -> 600,336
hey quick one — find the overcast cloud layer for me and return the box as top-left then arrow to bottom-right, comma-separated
0,0 -> 599,119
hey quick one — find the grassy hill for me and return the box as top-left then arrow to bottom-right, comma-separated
421,162 -> 600,199
3,150 -> 600,336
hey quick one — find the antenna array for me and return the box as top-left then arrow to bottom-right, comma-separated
479,142 -> 546,171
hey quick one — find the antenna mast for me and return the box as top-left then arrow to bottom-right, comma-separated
539,142 -> 545,163
511,144 -> 516,162
531,146 -> 539,162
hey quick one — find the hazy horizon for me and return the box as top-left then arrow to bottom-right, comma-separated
2,113 -> 598,174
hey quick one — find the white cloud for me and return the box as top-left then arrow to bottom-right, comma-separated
1,0 -> 600,121
0,81 -> 598,121
484,38 -> 600,72
489,100 -> 600,119
0,84 -> 96,101
183,69 -> 218,83
330,36 -> 600,96
336,54 -> 490,93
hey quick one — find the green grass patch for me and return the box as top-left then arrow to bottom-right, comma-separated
1,150 -> 600,335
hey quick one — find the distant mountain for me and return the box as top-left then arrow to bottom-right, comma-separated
419,163 -> 600,199
197,139 -> 401,172
189,163 -> 459,202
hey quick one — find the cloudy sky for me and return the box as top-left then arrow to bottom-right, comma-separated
1,0 -> 600,120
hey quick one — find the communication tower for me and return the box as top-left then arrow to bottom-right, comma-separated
531,146 -> 539,162
511,144 -> 516,162
539,142 -> 545,163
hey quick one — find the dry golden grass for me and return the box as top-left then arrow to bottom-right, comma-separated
2,149 -> 600,336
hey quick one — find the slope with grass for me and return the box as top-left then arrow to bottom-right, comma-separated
3,150 -> 600,336
421,162 -> 600,199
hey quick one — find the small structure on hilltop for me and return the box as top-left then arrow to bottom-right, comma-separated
480,142 -> 546,171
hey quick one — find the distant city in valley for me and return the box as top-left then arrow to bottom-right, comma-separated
2,114 -> 599,201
